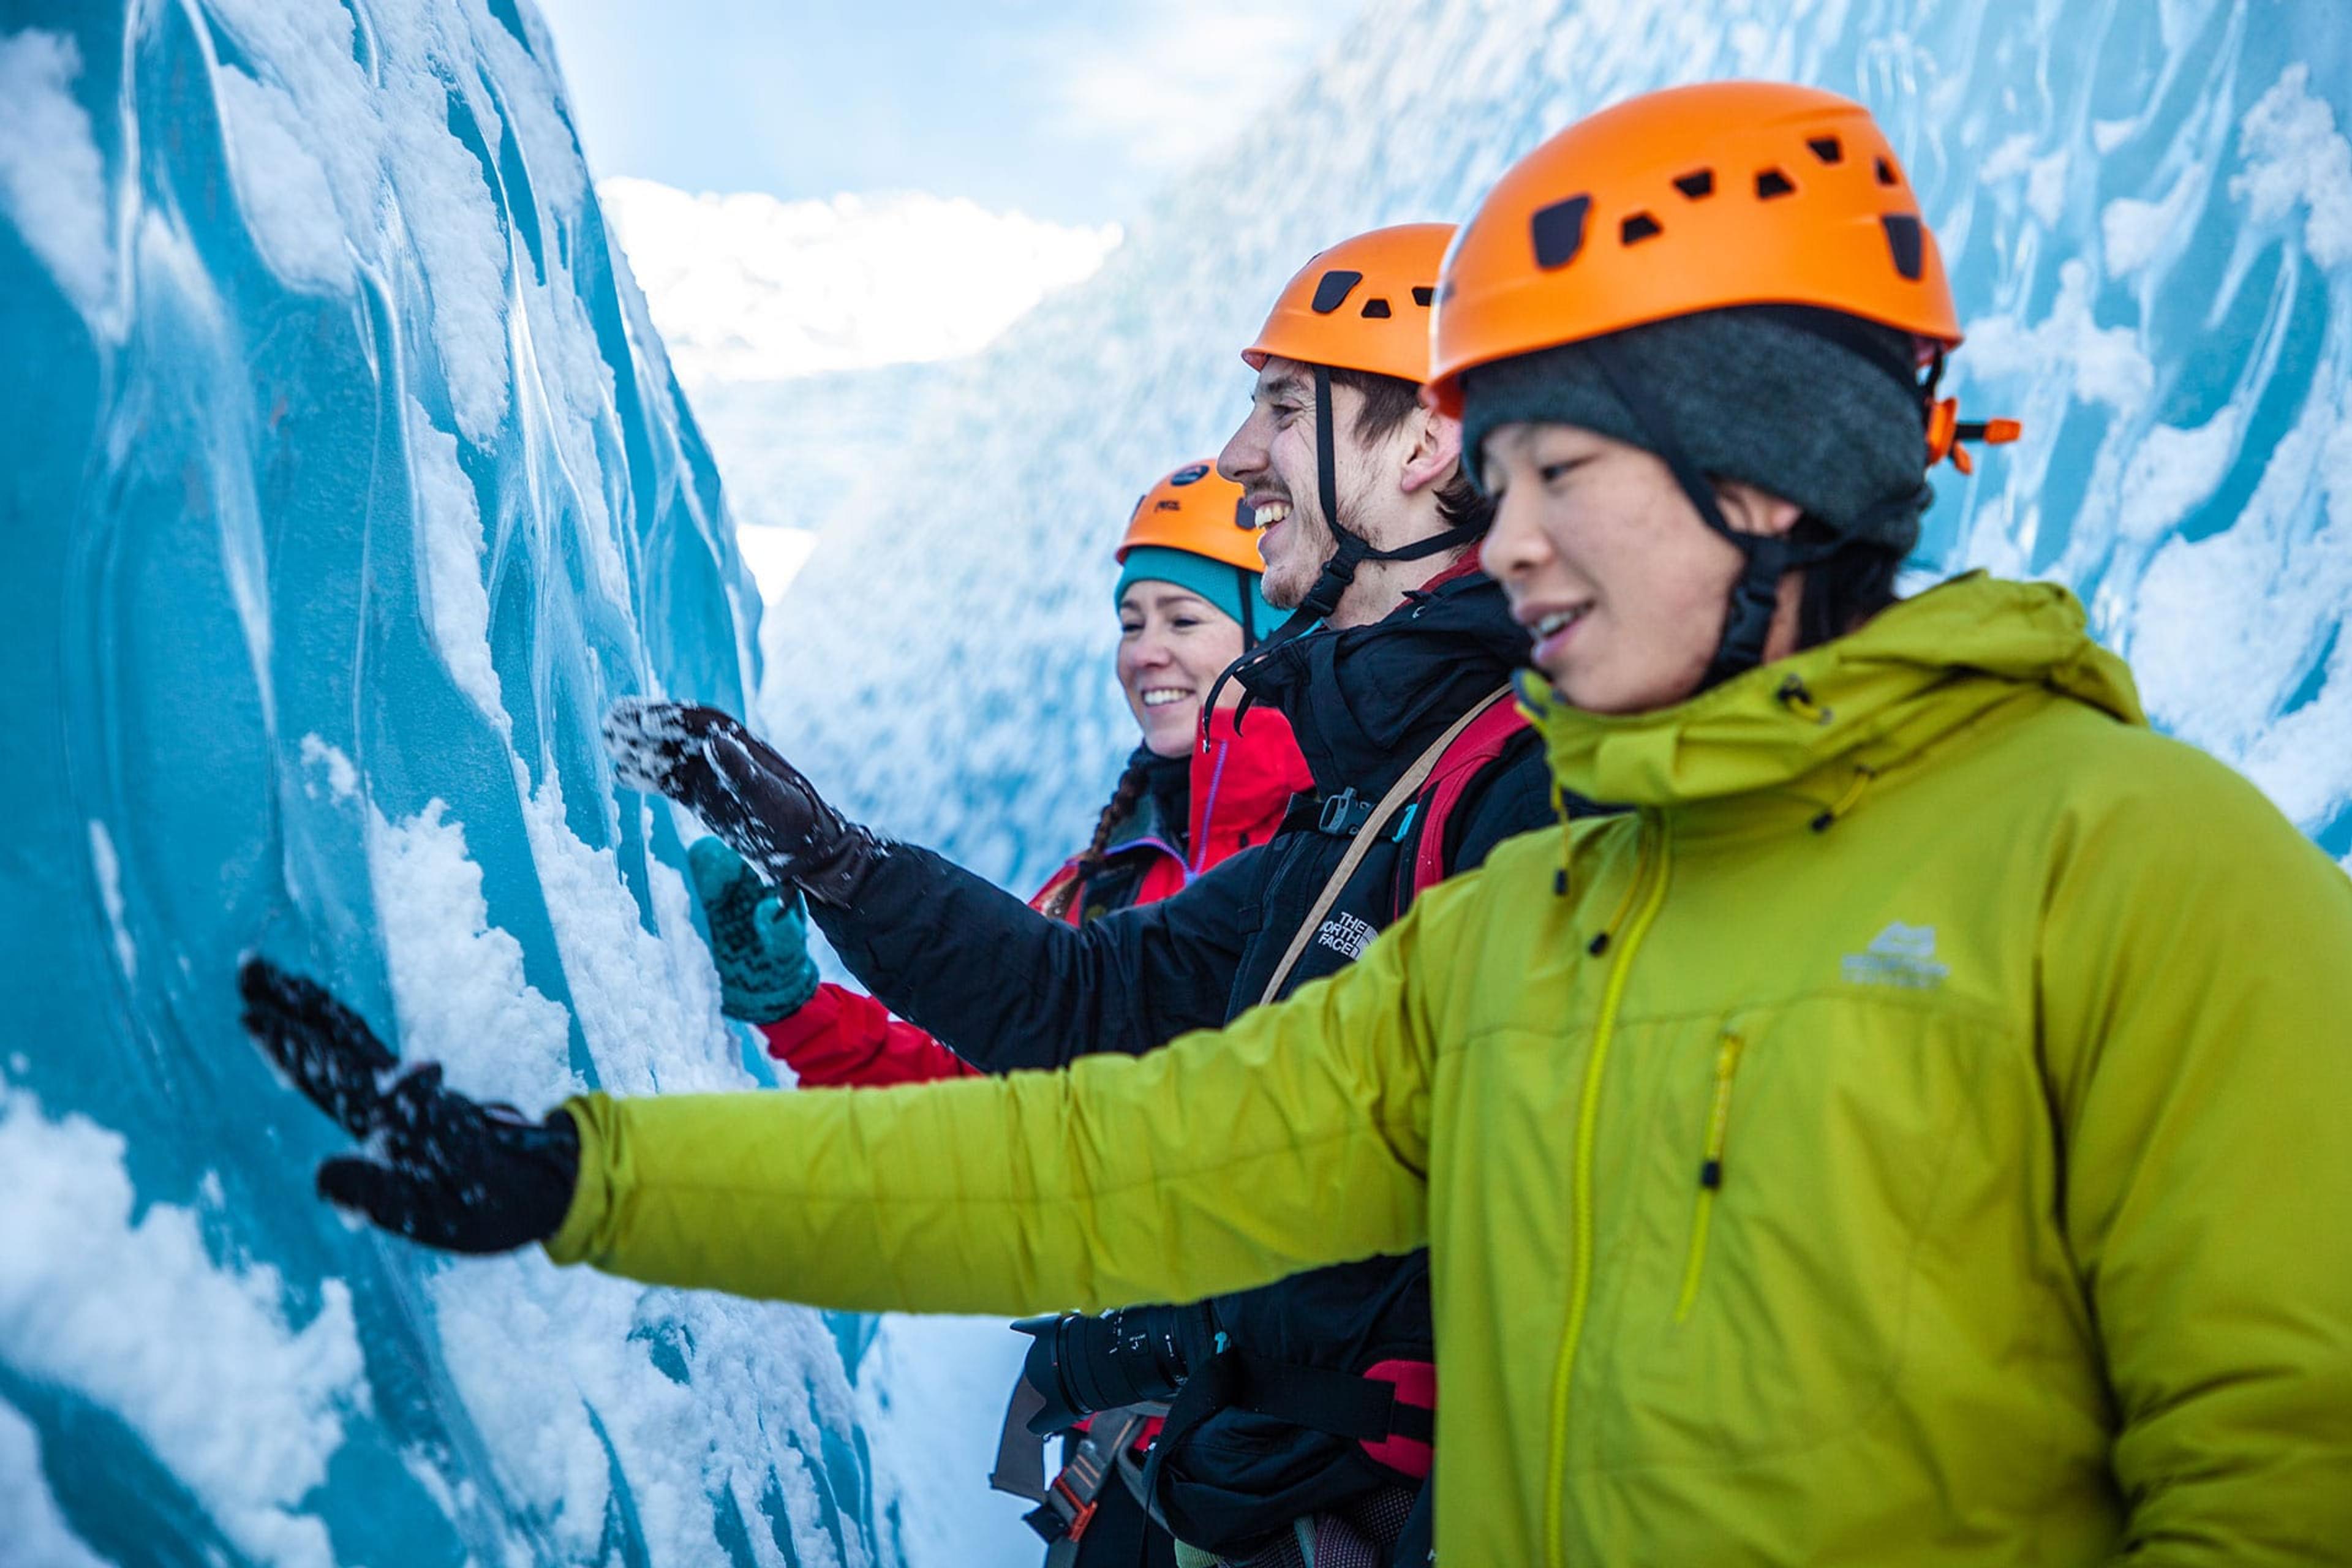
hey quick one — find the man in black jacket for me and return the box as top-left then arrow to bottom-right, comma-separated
610,224 -> 1575,1568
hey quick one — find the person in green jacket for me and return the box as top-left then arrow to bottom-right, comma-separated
243,83 -> 2352,1565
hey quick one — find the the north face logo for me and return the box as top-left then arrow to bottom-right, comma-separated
1315,912 -> 1378,960
1842,922 -> 1950,990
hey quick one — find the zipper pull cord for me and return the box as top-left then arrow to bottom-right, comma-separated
1551,783 -> 1575,898
1676,1029 -> 1748,1322
1586,820 -> 1654,954
1810,763 -> 1879,834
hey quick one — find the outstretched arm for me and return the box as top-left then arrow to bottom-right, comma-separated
808,840 -> 1257,1069
608,698 -> 1248,1066
545,899 -> 1439,1315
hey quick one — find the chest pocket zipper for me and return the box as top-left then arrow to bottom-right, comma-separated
1675,1027 -> 1748,1322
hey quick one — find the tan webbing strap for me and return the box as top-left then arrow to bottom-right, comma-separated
1257,684 -> 1514,1006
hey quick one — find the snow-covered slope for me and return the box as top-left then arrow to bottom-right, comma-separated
761,0 -> 2352,897
0,4 -> 892,1564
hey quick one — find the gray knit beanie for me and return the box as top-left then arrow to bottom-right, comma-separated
1458,306 -> 1933,552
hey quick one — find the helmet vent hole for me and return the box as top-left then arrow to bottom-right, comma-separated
1673,169 -> 1714,199
1755,168 -> 1796,200
1411,285 -> 1434,307
1529,194 -> 1592,270
1311,269 -> 1363,314
1807,136 -> 1844,165
1875,156 -> 1899,187
1881,214 -> 1924,280
1360,297 -> 1393,318
1619,213 -> 1662,245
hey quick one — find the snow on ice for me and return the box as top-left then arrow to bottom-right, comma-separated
2,0 -> 884,1561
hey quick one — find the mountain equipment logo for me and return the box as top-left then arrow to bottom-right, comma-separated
1315,911 -> 1378,960
1842,922 -> 1950,990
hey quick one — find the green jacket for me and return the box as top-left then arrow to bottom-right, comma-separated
551,576 -> 2352,1564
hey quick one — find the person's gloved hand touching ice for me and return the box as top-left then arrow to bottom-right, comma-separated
689,836 -> 821,1024
603,698 -> 884,907
239,957 -> 578,1253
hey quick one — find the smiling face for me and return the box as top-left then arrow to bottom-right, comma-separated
1117,581 -> 1248,756
1476,421 -> 1804,713
1215,357 -> 1384,612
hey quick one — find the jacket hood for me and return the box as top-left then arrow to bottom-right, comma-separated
1520,575 -> 2145,819
1189,706 -> 1312,869
1236,565 -> 1526,796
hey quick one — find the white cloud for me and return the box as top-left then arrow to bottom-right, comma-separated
598,177 -> 1122,385
1046,1 -> 1330,174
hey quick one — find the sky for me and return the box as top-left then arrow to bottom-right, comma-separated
533,0 -> 1365,226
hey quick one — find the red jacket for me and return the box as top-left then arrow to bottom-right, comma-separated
758,706 -> 1310,1086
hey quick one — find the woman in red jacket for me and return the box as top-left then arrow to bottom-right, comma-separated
690,458 -> 1308,1088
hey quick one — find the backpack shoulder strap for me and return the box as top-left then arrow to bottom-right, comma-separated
1257,684 -> 1513,1006
1408,693 -> 1532,897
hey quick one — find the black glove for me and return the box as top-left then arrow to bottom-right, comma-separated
602,698 -> 884,907
238,957 -> 580,1254
1011,1302 -> 1223,1434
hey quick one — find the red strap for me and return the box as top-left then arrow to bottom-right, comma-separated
1410,696 -> 1529,895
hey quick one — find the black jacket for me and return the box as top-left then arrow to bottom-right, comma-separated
812,568 -> 1568,1554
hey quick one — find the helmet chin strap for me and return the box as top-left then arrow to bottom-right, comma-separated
1582,339 -> 1844,690
1202,363 -> 1486,730
1289,363 -> 1483,625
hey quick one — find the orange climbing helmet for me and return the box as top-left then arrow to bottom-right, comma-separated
1243,223 -> 1455,382
1116,461 -> 1262,574
1428,81 -> 1962,417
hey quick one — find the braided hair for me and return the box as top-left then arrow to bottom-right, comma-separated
1044,757 -> 1155,922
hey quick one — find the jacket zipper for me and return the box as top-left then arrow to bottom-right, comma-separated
1189,737 -> 1231,873
1544,816 -> 1673,1568
1675,1026 -> 1747,1322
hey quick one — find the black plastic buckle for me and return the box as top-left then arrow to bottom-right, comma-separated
1317,788 -> 1373,837
1023,1501 -> 1070,1543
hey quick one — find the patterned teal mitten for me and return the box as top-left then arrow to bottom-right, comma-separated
688,835 -> 821,1023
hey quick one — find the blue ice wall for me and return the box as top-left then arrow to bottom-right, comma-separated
0,4 -> 887,1565
763,0 -> 2352,895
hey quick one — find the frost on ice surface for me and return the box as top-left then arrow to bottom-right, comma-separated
2234,63 -> 2352,270
2118,412 -> 2245,545
366,796 -> 578,1111
407,395 -> 507,725
299,733 -> 361,801
86,819 -> 137,981
216,67 -> 350,292
0,1401 -> 111,1568
517,772 -> 742,1098
0,29 -> 113,326
4,0 -> 869,1560
0,1076 -> 364,1568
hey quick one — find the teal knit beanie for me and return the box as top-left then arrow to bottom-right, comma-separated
1115,546 -> 1284,644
